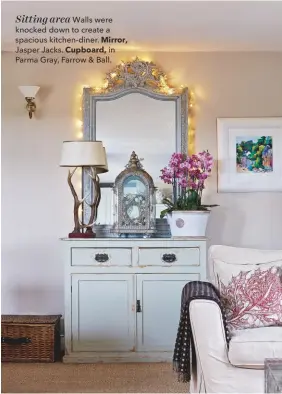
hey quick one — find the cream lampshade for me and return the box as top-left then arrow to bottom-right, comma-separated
60,140 -> 108,238
97,147 -> 108,174
60,141 -> 107,168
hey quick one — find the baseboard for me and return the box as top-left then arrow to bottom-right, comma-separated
63,351 -> 173,363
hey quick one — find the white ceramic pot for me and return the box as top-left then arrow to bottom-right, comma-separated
166,210 -> 210,237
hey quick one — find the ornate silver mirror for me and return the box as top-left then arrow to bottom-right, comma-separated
112,151 -> 156,236
82,57 -> 189,226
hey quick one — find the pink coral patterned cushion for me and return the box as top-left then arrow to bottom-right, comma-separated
219,266 -> 282,331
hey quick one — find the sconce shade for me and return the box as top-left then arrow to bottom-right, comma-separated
18,85 -> 40,98
60,141 -> 108,170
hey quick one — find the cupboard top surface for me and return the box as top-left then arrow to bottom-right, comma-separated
60,237 -> 208,241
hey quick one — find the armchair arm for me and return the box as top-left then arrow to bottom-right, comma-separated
189,299 -> 230,392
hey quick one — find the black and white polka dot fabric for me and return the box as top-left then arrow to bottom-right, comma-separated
173,281 -> 230,383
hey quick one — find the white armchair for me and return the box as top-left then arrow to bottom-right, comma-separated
189,245 -> 282,394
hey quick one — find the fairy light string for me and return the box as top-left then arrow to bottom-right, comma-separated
75,59 -> 197,200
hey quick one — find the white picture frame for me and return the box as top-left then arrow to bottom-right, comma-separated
217,117 -> 282,192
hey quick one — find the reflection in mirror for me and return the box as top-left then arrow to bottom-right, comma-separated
96,93 -> 175,191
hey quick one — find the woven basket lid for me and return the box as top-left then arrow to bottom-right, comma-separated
1,315 -> 61,324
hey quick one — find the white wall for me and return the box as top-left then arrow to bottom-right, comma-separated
2,51 -> 282,314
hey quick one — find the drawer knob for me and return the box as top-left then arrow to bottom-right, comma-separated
162,253 -> 177,263
94,253 -> 109,263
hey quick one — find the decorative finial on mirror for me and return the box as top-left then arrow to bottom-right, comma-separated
126,151 -> 144,169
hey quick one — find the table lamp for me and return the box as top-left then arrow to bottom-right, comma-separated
60,140 -> 108,238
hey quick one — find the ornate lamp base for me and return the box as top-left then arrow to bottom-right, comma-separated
69,229 -> 96,238
66,166 -> 101,240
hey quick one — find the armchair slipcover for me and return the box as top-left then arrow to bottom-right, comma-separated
189,245 -> 282,393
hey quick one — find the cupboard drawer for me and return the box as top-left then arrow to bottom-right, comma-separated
71,247 -> 132,266
138,247 -> 200,266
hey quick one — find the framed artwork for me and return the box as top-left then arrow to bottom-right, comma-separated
217,117 -> 282,192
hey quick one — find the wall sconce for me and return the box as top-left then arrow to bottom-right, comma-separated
18,86 -> 40,119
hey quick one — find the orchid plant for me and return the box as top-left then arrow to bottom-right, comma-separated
159,151 -> 217,218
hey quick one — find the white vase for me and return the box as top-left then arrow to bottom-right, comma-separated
166,210 -> 210,237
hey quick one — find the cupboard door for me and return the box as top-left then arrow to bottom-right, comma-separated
71,274 -> 135,352
136,274 -> 198,352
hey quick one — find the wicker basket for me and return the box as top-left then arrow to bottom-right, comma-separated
1,315 -> 61,362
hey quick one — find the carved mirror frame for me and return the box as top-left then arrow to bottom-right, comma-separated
82,57 -> 189,225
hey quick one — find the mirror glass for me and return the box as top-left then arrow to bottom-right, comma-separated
83,59 -> 188,229
96,93 -> 175,189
